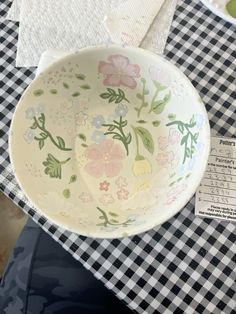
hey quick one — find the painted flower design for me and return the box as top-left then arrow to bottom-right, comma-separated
91,130 -> 106,144
79,192 -> 93,203
99,194 -> 115,205
168,128 -> 180,145
149,65 -> 171,87
158,137 -> 168,151
60,100 -> 72,114
132,157 -> 152,176
194,113 -> 205,129
92,115 -> 105,129
98,54 -> 140,89
75,111 -> 88,126
99,180 -> 110,191
24,129 -> 35,144
25,107 -> 35,120
117,189 -> 129,200
115,103 -> 128,117
156,151 -> 175,167
115,176 -> 128,188
165,184 -> 187,205
84,139 -> 125,178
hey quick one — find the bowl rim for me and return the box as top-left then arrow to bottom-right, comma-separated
9,45 -> 211,239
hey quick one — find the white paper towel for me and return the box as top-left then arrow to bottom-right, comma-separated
8,0 -> 178,67
6,0 -> 21,21
104,0 -> 165,46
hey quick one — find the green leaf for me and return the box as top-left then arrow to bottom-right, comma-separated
72,92 -> 80,97
80,84 -> 91,90
152,120 -> 161,127
50,89 -> 57,95
115,96 -> 123,103
40,132 -> 47,139
181,135 -> 188,145
81,143 -> 88,148
126,133 -> 132,144
169,181 -> 175,187
78,133 -> 86,142
120,120 -> 127,127
177,177 -> 183,182
135,127 -> 154,154
109,212 -> 119,217
136,93 -> 142,99
108,125 -> 116,131
33,89 -> 44,97
186,148 -> 191,157
107,88 -> 115,95
30,122 -> 37,129
151,92 -> 171,115
100,93 -> 111,99
63,82 -> 69,89
109,95 -> 117,103
168,113 -> 176,121
137,120 -> 147,124
97,223 -> 106,226
110,219 -> 119,224
178,124 -> 184,134
112,134 -> 122,140
57,136 -> 65,149
75,73 -> 86,80
43,154 -> 62,179
38,113 -> 45,124
153,81 -> 166,91
69,175 -> 77,184
39,140 -> 44,150
63,189 -> 70,199
118,89 -> 125,97
193,133 -> 199,143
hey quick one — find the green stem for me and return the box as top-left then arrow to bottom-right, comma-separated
33,117 -> 72,151
118,117 -> 129,155
149,88 -> 159,114
97,207 -> 133,227
136,79 -> 147,118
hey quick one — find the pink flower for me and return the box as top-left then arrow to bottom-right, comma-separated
117,189 -> 129,200
158,137 -> 168,151
149,65 -> 171,87
115,176 -> 128,188
99,181 -> 110,191
99,194 -> 115,205
98,54 -> 140,89
79,192 -> 93,203
168,128 -> 180,145
84,139 -> 125,178
156,152 -> 171,167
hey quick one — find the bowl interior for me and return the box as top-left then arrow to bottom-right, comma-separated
10,47 -> 210,238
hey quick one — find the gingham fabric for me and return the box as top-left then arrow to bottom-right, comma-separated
1,0 -> 236,313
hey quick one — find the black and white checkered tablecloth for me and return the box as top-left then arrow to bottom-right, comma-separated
1,0 -> 236,313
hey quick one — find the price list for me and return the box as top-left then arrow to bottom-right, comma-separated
196,137 -> 236,222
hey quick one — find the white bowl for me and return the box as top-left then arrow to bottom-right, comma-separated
9,46 -> 210,238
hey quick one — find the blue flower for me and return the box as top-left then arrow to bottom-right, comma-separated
24,129 -> 35,144
194,113 -> 204,129
196,141 -> 205,153
115,104 -> 128,117
92,115 -> 105,129
91,130 -> 106,144
25,107 -> 35,120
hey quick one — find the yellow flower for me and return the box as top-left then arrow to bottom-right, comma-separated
132,156 -> 152,176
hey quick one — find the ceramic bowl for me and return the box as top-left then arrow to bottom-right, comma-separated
9,46 -> 210,238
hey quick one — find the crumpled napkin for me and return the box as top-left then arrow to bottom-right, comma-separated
6,0 -> 178,67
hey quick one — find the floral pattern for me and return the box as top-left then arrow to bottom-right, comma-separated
75,111 -> 88,126
92,115 -> 105,129
99,194 -> 115,205
165,183 -> 187,205
99,181 -> 110,191
84,139 -> 125,178
115,176 -> 128,188
117,189 -> 129,200
79,192 -> 93,203
115,104 -> 128,117
98,54 -> 140,89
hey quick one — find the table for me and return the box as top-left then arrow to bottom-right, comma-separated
1,0 -> 236,313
